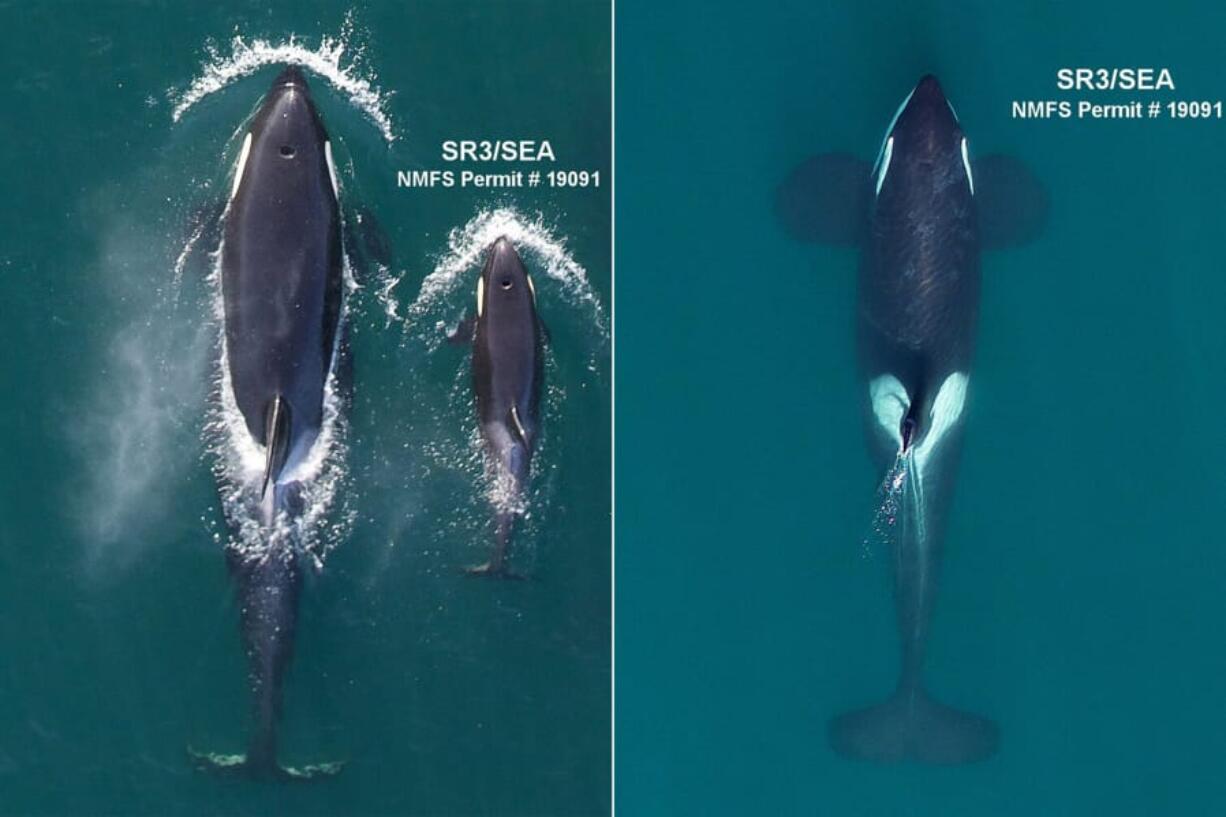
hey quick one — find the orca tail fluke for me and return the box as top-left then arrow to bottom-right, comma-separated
463,512 -> 524,579
188,746 -> 344,781
829,687 -> 997,765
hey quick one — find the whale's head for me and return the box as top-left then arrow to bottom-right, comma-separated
871,75 -> 974,200
477,236 -> 536,327
228,65 -> 335,207
254,66 -> 328,162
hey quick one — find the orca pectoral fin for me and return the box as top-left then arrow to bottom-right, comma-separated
973,154 -> 1049,250
446,313 -> 476,346
346,206 -> 392,283
180,199 -> 226,277
188,747 -> 345,780
775,152 -> 870,246
356,206 -> 392,267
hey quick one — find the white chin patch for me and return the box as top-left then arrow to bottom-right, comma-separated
324,140 -> 340,198
230,132 -> 252,201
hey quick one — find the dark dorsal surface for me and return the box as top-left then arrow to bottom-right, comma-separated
861,75 -> 979,384
473,237 -> 542,444
222,67 -> 342,457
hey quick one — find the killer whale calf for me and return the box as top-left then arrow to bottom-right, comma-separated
452,237 -> 545,578
191,65 -> 349,780
778,75 -> 1047,764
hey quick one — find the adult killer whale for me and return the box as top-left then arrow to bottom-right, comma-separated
777,75 -> 1047,764
453,237 -> 544,578
192,65 -> 346,780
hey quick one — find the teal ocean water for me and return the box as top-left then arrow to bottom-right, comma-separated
617,1 -> 1226,814
0,2 -> 609,815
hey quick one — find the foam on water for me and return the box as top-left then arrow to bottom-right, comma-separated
417,367 -> 562,571
395,208 -> 600,570
202,237 -> 357,568
169,13 -> 396,144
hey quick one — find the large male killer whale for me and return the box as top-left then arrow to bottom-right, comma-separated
453,237 -> 544,578
192,65 -> 346,779
777,75 -> 1047,764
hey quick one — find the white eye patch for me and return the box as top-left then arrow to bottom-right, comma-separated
324,140 -> 340,197
875,137 -> 894,196
230,132 -> 252,201
476,277 -> 484,317
960,137 -> 974,195
871,86 -> 917,197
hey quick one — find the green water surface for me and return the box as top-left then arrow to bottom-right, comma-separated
0,2 -> 610,815
616,1 -> 1226,814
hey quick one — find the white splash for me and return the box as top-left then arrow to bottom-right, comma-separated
171,214 -> 210,297
169,14 -> 396,144
400,209 -> 598,572
202,225 -> 358,568
406,207 -> 608,348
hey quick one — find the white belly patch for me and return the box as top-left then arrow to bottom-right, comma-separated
869,371 -> 969,475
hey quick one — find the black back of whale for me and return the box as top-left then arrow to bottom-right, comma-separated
475,238 -> 541,443
774,74 -> 1046,765
470,237 -> 542,576
837,75 -> 997,766
193,67 -> 345,780
222,66 -> 342,472
861,76 -> 979,393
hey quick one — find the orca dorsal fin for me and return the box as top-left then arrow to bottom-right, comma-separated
262,396 -> 292,499
447,313 -> 476,346
508,404 -> 532,451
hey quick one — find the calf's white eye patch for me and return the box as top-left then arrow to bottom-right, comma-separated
230,132 -> 253,201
